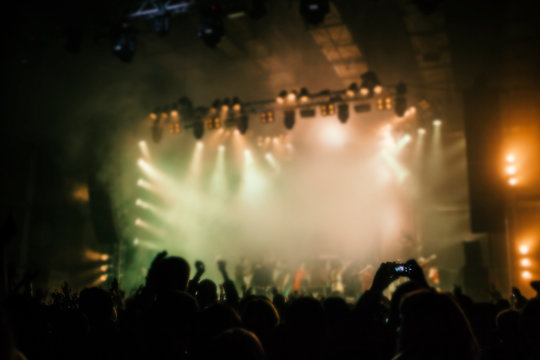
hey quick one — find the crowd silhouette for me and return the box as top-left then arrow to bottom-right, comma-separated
1,251 -> 539,360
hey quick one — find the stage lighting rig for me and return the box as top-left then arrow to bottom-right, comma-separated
299,87 -> 310,103
360,71 -> 382,97
198,1 -> 225,48
260,110 -> 274,124
346,82 -> 359,98
299,0 -> 330,26
276,90 -> 287,104
153,12 -> 171,35
236,113 -> 249,134
191,106 -> 208,139
129,0 -> 193,19
177,96 -> 194,120
284,110 -> 296,130
337,103 -> 349,123
232,97 -> 242,112
320,102 -> 335,117
394,82 -> 407,117
113,23 -> 136,62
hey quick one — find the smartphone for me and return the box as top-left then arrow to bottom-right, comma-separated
394,264 -> 411,275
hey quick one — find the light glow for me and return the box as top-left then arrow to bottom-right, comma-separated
505,165 -> 517,175
508,177 -> 518,186
520,258 -> 531,267
519,244 -> 529,255
506,154 -> 516,163
521,270 -> 532,280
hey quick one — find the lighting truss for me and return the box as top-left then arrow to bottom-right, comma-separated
128,0 -> 194,19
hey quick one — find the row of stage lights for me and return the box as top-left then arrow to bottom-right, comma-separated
147,72 -> 419,142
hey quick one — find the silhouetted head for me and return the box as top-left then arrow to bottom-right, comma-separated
146,256 -> 190,293
152,290 -> 199,335
206,328 -> 264,360
241,297 -> 279,338
196,279 -> 218,308
285,296 -> 326,336
397,289 -> 480,360
198,303 -> 242,339
323,296 -> 349,324
79,287 -> 116,325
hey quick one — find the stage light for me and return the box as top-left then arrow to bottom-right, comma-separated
433,119 -> 442,126
221,98 -> 231,112
385,97 -> 392,110
299,87 -> 310,103
206,116 -> 221,129
321,103 -> 335,116
100,265 -> 108,272
232,97 -> 242,112
520,258 -> 532,267
276,90 -> 287,104
113,23 -> 136,62
287,91 -> 297,103
506,165 -> 517,175
374,85 -> 383,95
337,103 -> 349,123
260,110 -> 275,123
418,128 -> 426,135
360,87 -> 370,97
153,13 -> 171,35
346,82 -> 359,97
149,110 -> 158,121
360,71 -> 382,96
237,113 -> 248,134
299,0 -> 330,26
101,254 -> 109,261
169,118 -> 181,134
284,110 -> 296,129
300,108 -> 316,118
506,154 -> 516,163
193,120 -> 205,139
508,177 -> 518,186
198,3 -> 224,47
99,274 -> 108,282
394,82 -> 407,117
521,270 -> 532,280
519,244 -> 529,255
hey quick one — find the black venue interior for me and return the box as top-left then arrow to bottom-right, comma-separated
2,1 -> 539,359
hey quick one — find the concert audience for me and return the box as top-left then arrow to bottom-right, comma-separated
1,250 -> 539,360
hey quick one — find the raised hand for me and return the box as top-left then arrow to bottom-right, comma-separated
195,260 -> 205,274
404,259 -> 428,287
370,262 -> 398,294
217,259 -> 227,273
